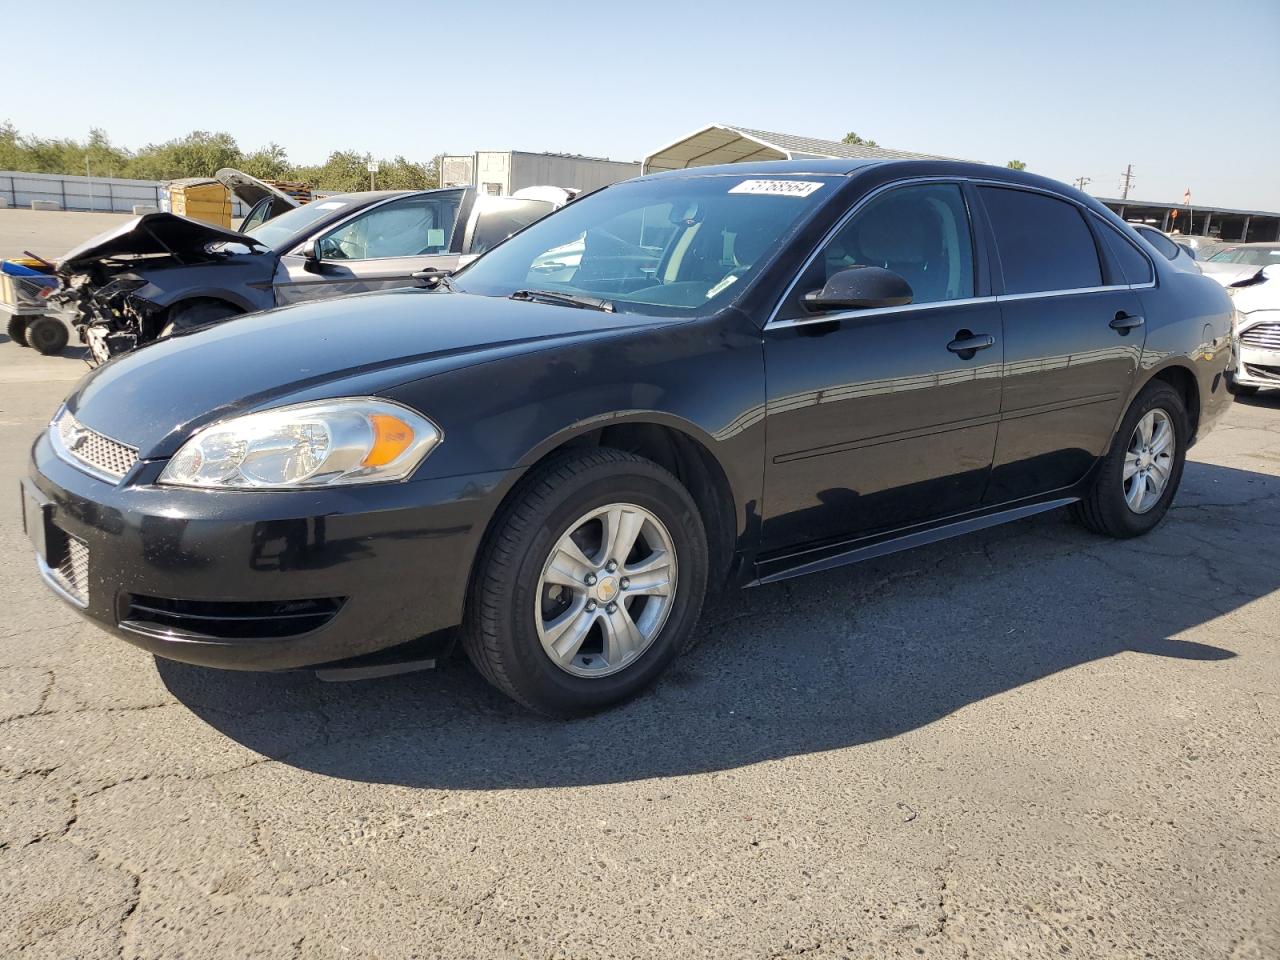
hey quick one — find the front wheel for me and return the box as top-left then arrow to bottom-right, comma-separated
1072,381 -> 1188,538
462,449 -> 709,717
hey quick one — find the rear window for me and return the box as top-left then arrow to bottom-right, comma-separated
979,187 -> 1102,294
1135,226 -> 1182,262
1097,221 -> 1154,285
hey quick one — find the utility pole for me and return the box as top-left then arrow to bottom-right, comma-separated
1119,164 -> 1135,200
1074,176 -> 1092,191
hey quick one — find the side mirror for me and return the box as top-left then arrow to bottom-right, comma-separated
803,265 -> 913,312
301,240 -> 324,274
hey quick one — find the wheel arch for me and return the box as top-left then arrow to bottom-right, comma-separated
476,413 -> 740,595
1143,362 -> 1201,443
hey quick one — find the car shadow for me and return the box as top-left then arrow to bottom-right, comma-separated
158,459 -> 1278,789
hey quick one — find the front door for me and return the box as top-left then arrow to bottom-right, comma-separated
761,182 -> 1003,551
275,190 -> 465,306
975,186 -> 1147,502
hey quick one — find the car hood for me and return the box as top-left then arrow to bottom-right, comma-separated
1200,261 -> 1264,287
67,289 -> 681,458
57,213 -> 268,274
1231,275 -> 1279,316
214,168 -> 301,210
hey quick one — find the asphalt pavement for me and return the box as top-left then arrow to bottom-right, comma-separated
1,230 -> 1278,957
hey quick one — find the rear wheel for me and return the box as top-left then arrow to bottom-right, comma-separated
1072,381 -> 1187,538
26,316 -> 68,355
6,314 -> 29,347
462,448 -> 708,717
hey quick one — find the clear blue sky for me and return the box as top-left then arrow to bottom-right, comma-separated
7,0 -> 1279,210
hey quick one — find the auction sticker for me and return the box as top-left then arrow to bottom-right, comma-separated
728,180 -> 824,197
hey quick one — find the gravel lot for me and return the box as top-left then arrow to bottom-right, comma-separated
1,215 -> 1278,958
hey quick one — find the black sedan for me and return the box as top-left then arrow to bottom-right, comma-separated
23,159 -> 1234,716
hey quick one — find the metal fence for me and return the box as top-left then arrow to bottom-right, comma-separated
0,171 -> 245,216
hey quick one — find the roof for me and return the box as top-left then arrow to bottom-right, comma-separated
643,123 -> 953,174
1098,196 -> 1280,218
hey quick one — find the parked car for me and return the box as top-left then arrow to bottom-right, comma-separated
1225,263 -> 1280,395
1171,234 -> 1226,262
23,159 -> 1234,716
1130,224 -> 1200,273
1200,242 -> 1280,287
52,185 -> 572,363
216,168 -> 306,231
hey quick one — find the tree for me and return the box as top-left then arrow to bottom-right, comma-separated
1006,159 -> 1027,171
842,131 -> 879,148
239,142 -> 290,181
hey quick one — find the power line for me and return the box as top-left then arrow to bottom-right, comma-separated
1073,176 -> 1092,191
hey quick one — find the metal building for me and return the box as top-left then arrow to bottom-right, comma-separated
642,123 -> 951,173
1099,197 -> 1280,243
440,151 -> 640,196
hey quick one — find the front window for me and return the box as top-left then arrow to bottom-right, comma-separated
315,191 -> 463,261
451,175 -> 839,316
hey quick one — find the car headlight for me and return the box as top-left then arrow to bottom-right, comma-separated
158,398 -> 441,490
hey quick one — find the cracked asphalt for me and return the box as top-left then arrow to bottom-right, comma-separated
3,309 -> 1280,957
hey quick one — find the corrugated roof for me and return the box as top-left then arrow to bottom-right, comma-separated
643,123 -> 952,173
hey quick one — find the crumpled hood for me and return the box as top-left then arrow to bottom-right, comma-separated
1200,261 -> 1265,288
67,289 -> 678,458
58,213 -> 267,275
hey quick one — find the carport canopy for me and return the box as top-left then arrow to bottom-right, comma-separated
642,123 -> 950,174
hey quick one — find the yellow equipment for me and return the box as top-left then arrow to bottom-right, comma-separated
165,178 -> 234,228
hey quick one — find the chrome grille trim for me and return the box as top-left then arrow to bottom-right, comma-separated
1240,321 -> 1280,351
50,409 -> 138,482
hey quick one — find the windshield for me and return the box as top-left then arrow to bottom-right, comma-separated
451,174 -> 839,316
1209,246 -> 1280,265
245,197 -> 360,250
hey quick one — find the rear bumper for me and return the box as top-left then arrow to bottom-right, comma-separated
25,431 -> 509,670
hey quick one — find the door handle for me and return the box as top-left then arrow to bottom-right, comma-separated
1110,312 -> 1145,333
946,331 -> 995,358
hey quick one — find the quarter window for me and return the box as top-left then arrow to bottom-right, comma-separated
794,182 -> 975,311
315,191 -> 463,261
979,187 -> 1102,294
1097,221 -> 1154,284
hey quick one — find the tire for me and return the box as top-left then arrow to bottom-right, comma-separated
1072,381 -> 1188,538
462,448 -> 709,717
26,316 -> 69,355
6,314 -> 29,347
160,299 -> 241,338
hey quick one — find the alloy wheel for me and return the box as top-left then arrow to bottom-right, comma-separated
1123,408 -> 1175,514
535,503 -> 678,678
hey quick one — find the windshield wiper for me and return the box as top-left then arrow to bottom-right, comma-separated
509,288 -> 614,313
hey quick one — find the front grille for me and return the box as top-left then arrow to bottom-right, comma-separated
1240,321 -> 1280,351
121,595 -> 345,640
47,528 -> 89,605
53,410 -> 138,480
1244,363 -> 1280,383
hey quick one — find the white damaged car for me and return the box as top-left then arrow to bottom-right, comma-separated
1226,262 -> 1280,396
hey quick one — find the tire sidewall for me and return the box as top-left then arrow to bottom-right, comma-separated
1099,383 -> 1188,535
27,317 -> 67,354
493,466 -> 707,713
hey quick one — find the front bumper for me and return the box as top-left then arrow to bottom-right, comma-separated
24,431 -> 508,670
1231,312 -> 1280,390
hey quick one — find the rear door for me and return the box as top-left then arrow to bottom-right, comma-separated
275,190 -> 466,305
977,185 -> 1148,503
